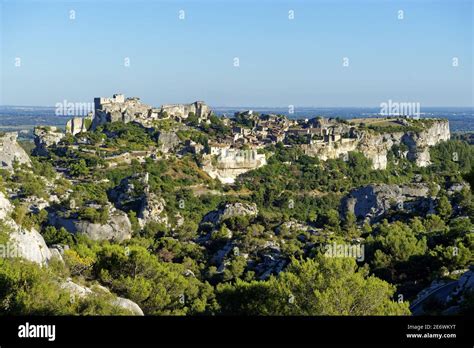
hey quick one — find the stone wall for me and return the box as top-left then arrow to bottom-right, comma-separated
160,101 -> 211,121
91,94 -> 212,129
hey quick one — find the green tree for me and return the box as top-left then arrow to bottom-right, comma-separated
69,159 -> 89,177
217,255 -> 410,315
437,196 -> 452,220
0,258 -> 129,315
94,245 -> 218,315
42,226 -> 73,245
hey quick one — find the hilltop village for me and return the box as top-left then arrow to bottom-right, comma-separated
38,93 -> 450,184
0,94 -> 472,316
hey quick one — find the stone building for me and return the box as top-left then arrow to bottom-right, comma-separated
160,101 -> 212,122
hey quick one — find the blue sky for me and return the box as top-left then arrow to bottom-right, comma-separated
1,0 -> 472,107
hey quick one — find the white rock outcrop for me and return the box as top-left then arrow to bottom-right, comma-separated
0,132 -> 31,171
0,191 -> 12,220
302,120 -> 450,170
202,149 -> 267,184
202,202 -> 259,225
0,192 -> 52,265
61,279 -> 144,315
66,116 -> 92,135
8,226 -> 52,265
33,126 -> 65,156
49,205 -> 132,242
341,183 -> 436,222
112,297 -> 145,316
160,101 -> 211,121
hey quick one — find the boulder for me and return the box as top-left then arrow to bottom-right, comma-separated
341,183 -> 435,222
202,202 -> 258,225
74,210 -> 132,242
61,279 -> 93,297
8,224 -> 52,265
49,206 -> 132,242
112,297 -> 144,316
157,131 -> 181,153
61,278 -> 144,315
0,192 -> 51,265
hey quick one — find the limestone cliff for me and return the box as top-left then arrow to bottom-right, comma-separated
0,132 -> 31,171
66,115 -> 92,135
340,183 -> 437,222
202,149 -> 267,184
33,126 -> 65,156
302,119 -> 450,170
0,192 -> 52,265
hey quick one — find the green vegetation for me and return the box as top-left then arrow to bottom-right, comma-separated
0,258 -> 132,315
1,119 -> 473,316
217,255 -> 410,315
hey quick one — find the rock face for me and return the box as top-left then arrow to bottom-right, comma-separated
411,267 -> 474,315
138,192 -> 167,227
303,120 -> 450,170
8,226 -> 53,265
49,206 -> 132,242
33,126 -> 65,156
74,211 -> 132,242
0,132 -> 31,171
160,101 -> 211,121
157,131 -> 181,153
108,173 -> 168,228
202,202 -> 258,225
341,183 -> 435,222
202,149 -> 267,184
66,116 -> 92,135
0,191 -> 12,220
0,192 -> 51,265
108,174 -> 145,211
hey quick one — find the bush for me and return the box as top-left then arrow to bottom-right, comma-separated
42,226 -> 73,245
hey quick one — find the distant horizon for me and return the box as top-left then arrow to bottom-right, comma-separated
1,104 -> 473,110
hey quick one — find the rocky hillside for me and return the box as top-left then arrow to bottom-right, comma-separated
303,119 -> 450,169
0,109 -> 472,317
